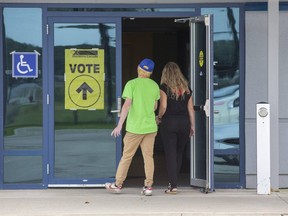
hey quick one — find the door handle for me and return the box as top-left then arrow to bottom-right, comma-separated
110,110 -> 120,113
203,99 -> 210,117
111,97 -> 121,117
110,109 -> 121,117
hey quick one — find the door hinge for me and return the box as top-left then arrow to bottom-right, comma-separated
47,164 -> 50,175
46,24 -> 49,35
47,94 -> 50,105
204,15 -> 210,26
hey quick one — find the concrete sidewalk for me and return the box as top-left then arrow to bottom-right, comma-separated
0,187 -> 288,216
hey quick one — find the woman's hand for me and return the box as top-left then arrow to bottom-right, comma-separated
156,116 -> 162,125
189,125 -> 195,137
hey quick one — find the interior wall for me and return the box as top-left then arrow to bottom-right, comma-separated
122,32 -> 154,86
153,32 -> 178,83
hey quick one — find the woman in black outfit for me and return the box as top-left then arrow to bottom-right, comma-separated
157,62 -> 195,194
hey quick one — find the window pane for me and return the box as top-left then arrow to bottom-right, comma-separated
53,22 -> 117,179
4,156 -> 42,184
202,7 -> 240,150
3,8 -> 43,150
214,155 -> 239,183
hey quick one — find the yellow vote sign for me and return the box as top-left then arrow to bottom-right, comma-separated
65,49 -> 104,110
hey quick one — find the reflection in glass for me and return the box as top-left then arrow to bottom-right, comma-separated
3,8 -> 42,47
3,8 -> 43,150
48,7 -> 195,12
202,8 -> 240,151
4,156 -> 42,184
54,22 -> 116,179
214,155 -> 239,183
54,23 -> 116,47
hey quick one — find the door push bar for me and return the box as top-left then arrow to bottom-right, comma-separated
194,99 -> 210,117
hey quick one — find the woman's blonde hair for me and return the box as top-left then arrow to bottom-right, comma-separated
160,62 -> 190,100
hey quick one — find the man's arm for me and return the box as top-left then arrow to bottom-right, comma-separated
156,90 -> 167,124
111,98 -> 132,137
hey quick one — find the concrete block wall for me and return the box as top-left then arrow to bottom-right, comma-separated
245,11 -> 268,188
279,11 -> 288,188
246,10 -> 288,189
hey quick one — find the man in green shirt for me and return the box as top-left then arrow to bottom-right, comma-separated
105,58 -> 160,196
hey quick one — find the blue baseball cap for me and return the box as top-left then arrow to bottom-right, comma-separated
138,58 -> 155,73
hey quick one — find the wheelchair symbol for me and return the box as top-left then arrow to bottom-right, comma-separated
17,54 -> 33,74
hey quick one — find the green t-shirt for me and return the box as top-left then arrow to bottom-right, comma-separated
122,77 -> 160,134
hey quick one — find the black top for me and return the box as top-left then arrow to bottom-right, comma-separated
160,84 -> 192,118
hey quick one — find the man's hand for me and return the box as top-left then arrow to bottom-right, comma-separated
111,125 -> 122,137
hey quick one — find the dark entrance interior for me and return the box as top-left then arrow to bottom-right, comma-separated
122,18 -> 191,187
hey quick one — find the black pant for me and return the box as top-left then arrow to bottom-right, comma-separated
160,116 -> 190,188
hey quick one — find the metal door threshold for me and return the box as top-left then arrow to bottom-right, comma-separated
48,184 -> 105,188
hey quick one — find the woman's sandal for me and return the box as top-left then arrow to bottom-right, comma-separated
165,187 -> 178,194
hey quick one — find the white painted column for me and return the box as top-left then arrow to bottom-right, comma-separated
268,0 -> 279,190
257,103 -> 271,195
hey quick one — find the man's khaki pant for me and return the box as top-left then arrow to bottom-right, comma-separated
115,132 -> 157,187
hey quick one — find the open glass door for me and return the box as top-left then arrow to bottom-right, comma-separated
176,14 -> 214,192
191,14 -> 214,192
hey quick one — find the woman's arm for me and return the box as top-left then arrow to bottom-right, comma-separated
187,96 -> 195,137
111,98 -> 132,137
154,100 -> 158,111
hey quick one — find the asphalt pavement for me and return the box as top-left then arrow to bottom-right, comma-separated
1,187 -> 288,216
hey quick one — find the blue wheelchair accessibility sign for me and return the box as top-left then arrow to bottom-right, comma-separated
11,51 -> 40,78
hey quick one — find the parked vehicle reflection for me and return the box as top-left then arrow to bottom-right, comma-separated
214,84 -> 239,150
214,84 -> 239,125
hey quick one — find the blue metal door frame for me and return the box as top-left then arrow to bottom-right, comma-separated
0,5 -> 4,189
43,7 -> 199,187
0,3 -> 246,189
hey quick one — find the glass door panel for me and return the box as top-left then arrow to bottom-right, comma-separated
48,17 -> 120,185
176,15 -> 214,192
190,15 -> 214,192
